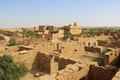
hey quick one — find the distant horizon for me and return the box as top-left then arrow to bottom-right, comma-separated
0,23 -> 120,29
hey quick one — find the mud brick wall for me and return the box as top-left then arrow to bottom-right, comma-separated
32,52 -> 76,74
32,53 -> 51,74
55,56 -> 76,70
85,65 -> 117,80
84,46 -> 101,53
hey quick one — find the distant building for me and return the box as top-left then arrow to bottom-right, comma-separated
70,22 -> 81,36
51,29 -> 64,43
79,37 -> 98,47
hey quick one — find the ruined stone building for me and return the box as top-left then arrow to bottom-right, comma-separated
79,37 -> 98,47
56,63 -> 89,80
81,65 -> 118,80
70,22 -> 81,36
104,48 -> 120,65
32,52 -> 76,75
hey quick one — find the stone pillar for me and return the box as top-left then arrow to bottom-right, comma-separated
4,47 -> 10,55
50,56 -> 58,75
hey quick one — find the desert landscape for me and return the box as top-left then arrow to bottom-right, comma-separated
0,22 -> 120,80
1,0 -> 120,80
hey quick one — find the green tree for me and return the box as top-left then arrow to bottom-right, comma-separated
21,28 -> 38,39
63,30 -> 72,40
7,38 -> 17,46
0,55 -> 28,80
88,28 -> 96,37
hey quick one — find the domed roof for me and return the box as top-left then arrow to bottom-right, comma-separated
69,22 -> 80,28
73,22 -> 80,27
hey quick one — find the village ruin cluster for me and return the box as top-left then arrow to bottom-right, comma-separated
0,22 -> 120,80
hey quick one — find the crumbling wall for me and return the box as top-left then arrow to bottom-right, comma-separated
32,52 -> 76,74
84,46 -> 101,53
97,40 -> 108,46
31,52 -> 51,74
85,65 -> 117,80
56,64 -> 89,80
104,49 -> 120,66
55,56 -> 76,70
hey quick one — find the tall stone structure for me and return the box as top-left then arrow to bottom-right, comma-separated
70,22 -> 81,36
50,55 -> 58,75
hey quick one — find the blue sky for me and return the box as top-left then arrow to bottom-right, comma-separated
0,0 -> 120,27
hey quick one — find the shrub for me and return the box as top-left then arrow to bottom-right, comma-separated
0,55 -> 28,80
7,38 -> 17,46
